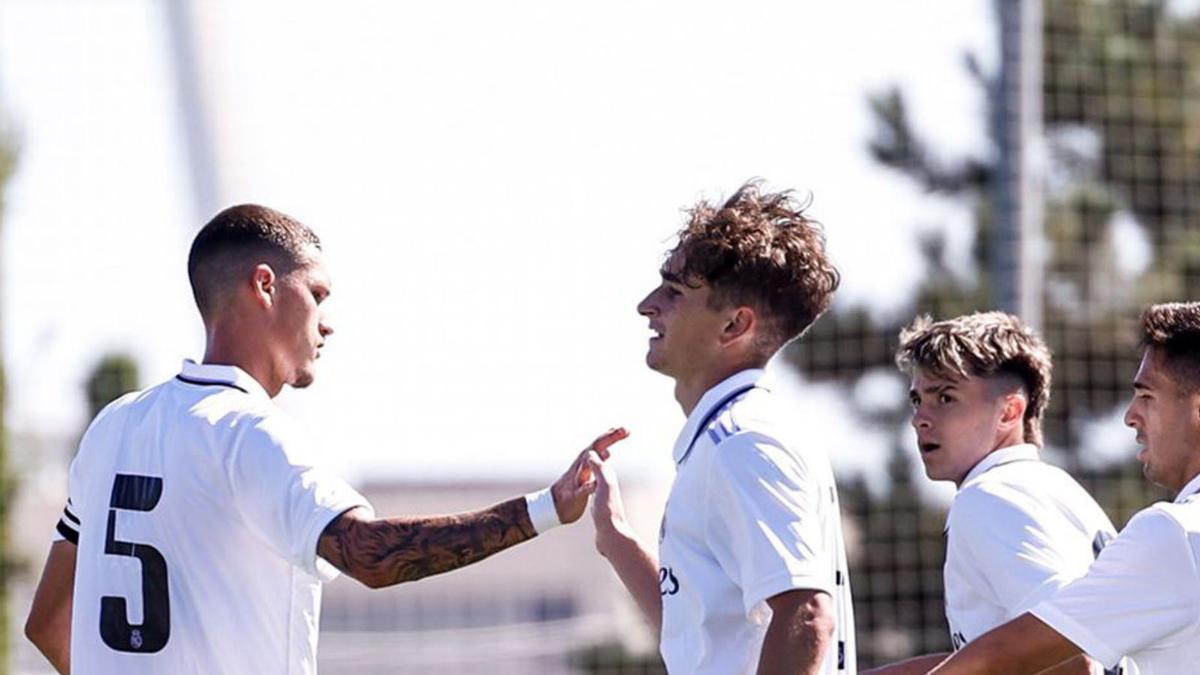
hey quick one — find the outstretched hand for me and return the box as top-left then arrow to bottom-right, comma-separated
551,427 -> 629,524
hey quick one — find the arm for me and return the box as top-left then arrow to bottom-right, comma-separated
25,540 -> 77,674
318,500 -> 535,588
861,654 -> 950,675
756,589 -> 835,675
928,614 -> 1082,675
319,428 -> 627,588
1034,655 -> 1097,675
589,454 -> 662,632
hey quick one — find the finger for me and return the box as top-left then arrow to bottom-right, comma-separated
576,449 -> 605,486
591,427 -> 629,459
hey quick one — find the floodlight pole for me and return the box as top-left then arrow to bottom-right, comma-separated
994,0 -> 1044,329
163,0 -> 221,224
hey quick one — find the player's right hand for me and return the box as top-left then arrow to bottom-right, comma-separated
551,428 -> 628,525
587,448 -> 630,554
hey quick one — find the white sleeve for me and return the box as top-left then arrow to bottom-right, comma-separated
704,432 -> 833,614
950,486 -> 1085,618
1030,508 -> 1200,669
226,414 -> 372,580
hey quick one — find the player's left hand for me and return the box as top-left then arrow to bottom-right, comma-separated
551,427 -> 629,524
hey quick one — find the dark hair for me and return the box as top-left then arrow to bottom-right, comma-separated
896,312 -> 1053,446
187,204 -> 320,318
1140,302 -> 1200,392
668,180 -> 840,349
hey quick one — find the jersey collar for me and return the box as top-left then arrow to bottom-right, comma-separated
672,368 -> 770,464
959,443 -> 1041,488
178,359 -> 270,400
1175,472 -> 1200,503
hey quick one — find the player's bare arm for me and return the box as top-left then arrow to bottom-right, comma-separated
756,589 -> 835,675
927,613 -> 1083,675
588,453 -> 663,631
25,540 -> 77,675
318,500 -> 536,587
861,654 -> 950,675
319,428 -> 627,588
866,650 -> 1091,675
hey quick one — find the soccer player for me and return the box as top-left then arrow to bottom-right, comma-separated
22,204 -> 625,675
863,312 -> 1121,675
926,302 -> 1200,675
585,182 -> 855,674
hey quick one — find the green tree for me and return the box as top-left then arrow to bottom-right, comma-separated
85,353 -> 140,420
788,1 -> 1192,666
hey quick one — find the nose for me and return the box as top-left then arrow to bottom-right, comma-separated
319,320 -> 334,339
911,406 -> 932,431
1123,399 -> 1139,429
637,288 -> 658,318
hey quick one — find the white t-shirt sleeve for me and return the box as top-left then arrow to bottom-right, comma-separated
705,431 -> 833,614
227,414 -> 372,580
1030,507 -> 1200,669
950,485 -> 1082,618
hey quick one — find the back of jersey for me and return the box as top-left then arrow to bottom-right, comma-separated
62,366 -> 367,675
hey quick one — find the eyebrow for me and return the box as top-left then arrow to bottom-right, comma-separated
911,384 -> 956,397
1133,381 -> 1152,391
660,270 -> 684,284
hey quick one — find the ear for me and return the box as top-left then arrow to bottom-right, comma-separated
718,306 -> 757,347
251,264 -> 277,308
999,393 -> 1027,430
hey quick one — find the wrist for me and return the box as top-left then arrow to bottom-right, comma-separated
594,516 -> 636,558
524,487 -> 561,534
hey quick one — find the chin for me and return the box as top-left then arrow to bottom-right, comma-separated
291,369 -> 316,389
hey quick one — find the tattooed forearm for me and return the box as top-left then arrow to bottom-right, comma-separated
318,500 -> 538,588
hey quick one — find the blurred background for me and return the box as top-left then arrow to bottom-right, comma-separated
0,0 -> 1193,672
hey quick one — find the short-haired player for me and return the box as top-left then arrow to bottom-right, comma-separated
927,302 -> 1200,674
23,204 -> 625,674
863,312 -> 1124,675
587,182 -> 856,674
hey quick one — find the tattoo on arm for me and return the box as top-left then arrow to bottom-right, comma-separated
318,499 -> 537,588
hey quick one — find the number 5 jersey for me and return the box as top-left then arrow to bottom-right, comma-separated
56,360 -> 370,675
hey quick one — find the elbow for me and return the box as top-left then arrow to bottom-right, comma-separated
24,613 -> 51,651
808,608 -> 837,649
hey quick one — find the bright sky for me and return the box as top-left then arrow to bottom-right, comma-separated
0,0 -> 993,486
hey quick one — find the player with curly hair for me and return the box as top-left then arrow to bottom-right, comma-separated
587,181 -> 855,674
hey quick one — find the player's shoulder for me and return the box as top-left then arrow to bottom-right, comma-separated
949,475 -> 1044,528
714,399 -> 819,478
1135,500 -> 1200,538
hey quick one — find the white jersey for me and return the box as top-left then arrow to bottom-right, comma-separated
56,360 -> 370,675
657,369 -> 855,675
944,445 -> 1118,643
1031,473 -> 1200,675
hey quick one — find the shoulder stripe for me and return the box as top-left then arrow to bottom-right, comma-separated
175,375 -> 249,394
56,520 -> 79,544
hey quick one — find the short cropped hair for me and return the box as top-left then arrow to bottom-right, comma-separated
896,311 -> 1052,446
669,180 -> 840,350
187,204 -> 320,318
1140,302 -> 1200,393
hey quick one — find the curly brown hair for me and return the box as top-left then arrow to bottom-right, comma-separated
1140,302 -> 1200,392
895,312 -> 1052,446
668,180 -> 840,350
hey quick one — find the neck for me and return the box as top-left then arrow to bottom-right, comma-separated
203,322 -> 282,398
674,357 -> 767,416
990,427 -> 1027,454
